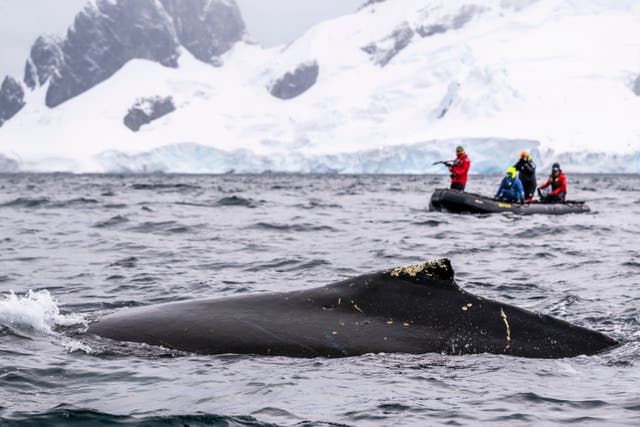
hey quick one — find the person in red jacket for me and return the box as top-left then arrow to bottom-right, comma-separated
538,162 -> 567,203
449,146 -> 471,191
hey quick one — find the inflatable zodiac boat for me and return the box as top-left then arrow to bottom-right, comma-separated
429,189 -> 590,215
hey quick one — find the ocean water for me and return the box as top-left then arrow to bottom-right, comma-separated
0,173 -> 638,426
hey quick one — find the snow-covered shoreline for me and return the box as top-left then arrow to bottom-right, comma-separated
1,0 -> 639,173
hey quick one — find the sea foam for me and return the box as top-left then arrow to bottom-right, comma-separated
0,290 -> 85,335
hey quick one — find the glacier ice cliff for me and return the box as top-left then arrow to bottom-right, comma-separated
93,140 -> 639,175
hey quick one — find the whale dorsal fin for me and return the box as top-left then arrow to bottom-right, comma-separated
386,258 -> 454,284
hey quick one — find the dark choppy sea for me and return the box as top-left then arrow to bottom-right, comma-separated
0,173 -> 639,426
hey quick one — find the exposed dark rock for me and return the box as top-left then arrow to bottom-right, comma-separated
362,22 -> 414,67
416,5 -> 485,38
23,35 -> 64,89
415,24 -> 448,38
452,4 -> 484,29
44,0 -> 246,108
0,76 -> 26,127
160,0 -> 245,63
269,62 -> 319,100
360,0 -> 386,8
633,75 -> 640,96
46,0 -> 180,108
124,96 -> 176,132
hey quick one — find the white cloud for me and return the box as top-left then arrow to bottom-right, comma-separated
235,0 -> 363,47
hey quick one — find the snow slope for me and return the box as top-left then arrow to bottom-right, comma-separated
0,0 -> 639,173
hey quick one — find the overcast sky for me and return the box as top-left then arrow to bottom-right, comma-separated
0,0 -> 363,79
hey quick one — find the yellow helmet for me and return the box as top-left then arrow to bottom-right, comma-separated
506,167 -> 516,178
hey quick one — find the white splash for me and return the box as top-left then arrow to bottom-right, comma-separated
63,338 -> 93,354
0,290 -> 86,335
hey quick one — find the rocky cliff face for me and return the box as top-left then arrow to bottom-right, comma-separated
21,0 -> 245,108
361,4 -> 486,67
0,77 -> 25,127
415,4 -> 485,38
160,0 -> 245,63
23,35 -> 64,89
46,0 -> 180,108
362,22 -> 415,67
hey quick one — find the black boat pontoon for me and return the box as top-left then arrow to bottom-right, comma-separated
429,188 -> 590,215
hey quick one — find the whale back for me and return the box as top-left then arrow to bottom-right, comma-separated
298,258 -> 617,358
304,258 -> 466,323
89,258 -> 618,358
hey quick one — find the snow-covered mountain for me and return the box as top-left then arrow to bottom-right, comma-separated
0,0 -> 639,173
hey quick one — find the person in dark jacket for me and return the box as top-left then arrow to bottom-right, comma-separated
449,146 -> 471,191
538,162 -> 567,203
495,167 -> 525,203
514,152 -> 536,202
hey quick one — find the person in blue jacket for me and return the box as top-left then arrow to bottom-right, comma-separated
495,167 -> 525,203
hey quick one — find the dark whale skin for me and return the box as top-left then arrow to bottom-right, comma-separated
89,259 -> 618,359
